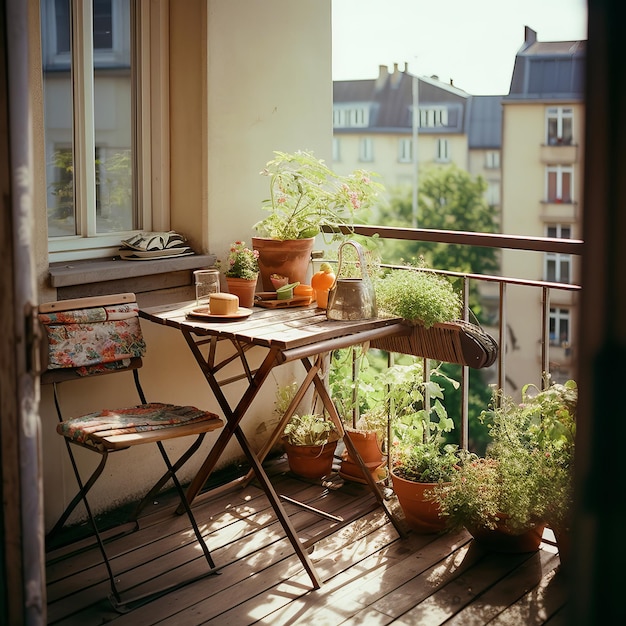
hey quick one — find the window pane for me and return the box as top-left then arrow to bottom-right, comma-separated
93,0 -> 113,50
43,0 -> 76,237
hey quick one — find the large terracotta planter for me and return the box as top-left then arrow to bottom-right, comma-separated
391,470 -> 449,534
225,276 -> 258,308
339,428 -> 386,483
467,516 -> 546,553
252,237 -> 315,291
282,436 -> 338,480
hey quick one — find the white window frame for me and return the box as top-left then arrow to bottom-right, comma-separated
545,165 -> 574,204
435,138 -> 450,162
549,307 -> 571,346
398,137 -> 413,163
332,137 -> 341,162
359,137 -> 374,162
545,224 -> 572,284
44,1 -> 168,262
419,107 -> 448,128
546,106 -> 574,146
333,104 -> 369,128
485,150 -> 500,169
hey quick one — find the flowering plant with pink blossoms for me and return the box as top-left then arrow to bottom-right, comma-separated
254,150 -> 384,240
224,241 -> 259,280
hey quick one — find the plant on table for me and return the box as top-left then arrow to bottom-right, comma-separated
223,241 -> 259,280
254,150 -> 384,241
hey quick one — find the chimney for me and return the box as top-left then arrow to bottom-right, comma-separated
375,64 -> 389,90
524,26 -> 537,46
390,63 -> 402,88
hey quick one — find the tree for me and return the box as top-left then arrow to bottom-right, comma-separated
379,165 -> 499,277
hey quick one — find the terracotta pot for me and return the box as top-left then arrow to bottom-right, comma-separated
252,237 -> 315,291
282,437 -> 338,479
468,516 -> 546,553
225,276 -> 258,308
339,428 -> 386,483
391,470 -> 449,534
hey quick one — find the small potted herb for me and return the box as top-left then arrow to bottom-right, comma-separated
281,413 -> 339,480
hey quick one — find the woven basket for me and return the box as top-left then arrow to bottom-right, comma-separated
371,320 -> 498,369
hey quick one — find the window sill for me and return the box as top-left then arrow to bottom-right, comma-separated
49,253 -> 217,300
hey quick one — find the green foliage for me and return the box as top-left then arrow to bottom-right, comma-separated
378,166 -> 498,320
329,348 -> 461,483
223,241 -> 260,280
374,264 -> 462,328
255,150 -> 384,240
282,413 -> 337,447
432,376 -> 577,533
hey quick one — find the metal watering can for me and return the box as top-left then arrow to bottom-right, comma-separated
326,240 -> 377,320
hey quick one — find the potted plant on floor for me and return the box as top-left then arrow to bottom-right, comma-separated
222,240 -> 260,308
430,376 -> 576,554
371,263 -> 497,369
252,150 -> 383,290
281,413 -> 339,480
385,360 -> 460,533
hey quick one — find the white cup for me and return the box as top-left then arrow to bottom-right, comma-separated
194,269 -> 220,308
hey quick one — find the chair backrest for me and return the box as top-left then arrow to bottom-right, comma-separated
38,293 -> 146,384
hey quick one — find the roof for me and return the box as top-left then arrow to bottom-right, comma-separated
506,27 -> 586,100
333,65 -> 469,133
467,96 -> 503,149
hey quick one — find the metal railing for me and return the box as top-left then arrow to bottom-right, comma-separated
325,224 -> 583,450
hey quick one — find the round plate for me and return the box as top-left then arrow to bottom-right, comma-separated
187,307 -> 253,321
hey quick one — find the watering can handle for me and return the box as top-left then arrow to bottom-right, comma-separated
335,240 -> 370,281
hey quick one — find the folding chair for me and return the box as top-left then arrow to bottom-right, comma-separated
39,293 -> 223,610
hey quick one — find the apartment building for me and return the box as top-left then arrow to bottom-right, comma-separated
501,27 -> 585,389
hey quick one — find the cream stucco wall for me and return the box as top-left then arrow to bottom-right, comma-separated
33,0 -> 333,529
501,101 -> 584,391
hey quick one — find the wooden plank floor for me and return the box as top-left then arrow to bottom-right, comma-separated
45,456 -> 568,625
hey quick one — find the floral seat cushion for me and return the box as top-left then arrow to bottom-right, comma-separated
57,403 -> 222,449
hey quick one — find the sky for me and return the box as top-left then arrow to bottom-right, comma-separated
332,0 -> 588,95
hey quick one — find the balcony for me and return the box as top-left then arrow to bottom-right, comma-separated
45,226 -> 581,624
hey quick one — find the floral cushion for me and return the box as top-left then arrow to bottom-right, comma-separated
57,403 -> 222,446
39,303 -> 147,373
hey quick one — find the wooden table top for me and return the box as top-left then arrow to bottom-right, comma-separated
140,301 -> 408,362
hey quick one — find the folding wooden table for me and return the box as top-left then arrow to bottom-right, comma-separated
139,302 -> 408,588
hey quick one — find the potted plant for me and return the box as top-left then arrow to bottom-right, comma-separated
431,376 -> 576,553
371,264 -> 497,369
222,240 -> 259,308
252,150 -> 383,290
384,361 -> 460,533
281,413 -> 339,480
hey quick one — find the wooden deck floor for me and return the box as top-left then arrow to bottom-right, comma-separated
46,456 -> 568,625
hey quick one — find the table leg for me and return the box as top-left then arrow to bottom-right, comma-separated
302,357 -> 407,539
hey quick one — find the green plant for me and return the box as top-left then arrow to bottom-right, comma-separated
385,361 -> 459,482
374,262 -> 462,328
254,150 -> 384,240
282,413 -> 337,447
223,241 -> 259,280
432,376 -> 577,534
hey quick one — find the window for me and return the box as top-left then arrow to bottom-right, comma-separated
41,0 -> 153,261
435,138 -> 449,162
546,107 -> 573,145
333,105 -> 369,128
359,137 -> 374,162
419,107 -> 448,128
485,151 -> 500,169
545,224 -> 572,283
398,138 -> 413,162
332,137 -> 341,162
549,307 -> 570,346
546,165 -> 573,203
